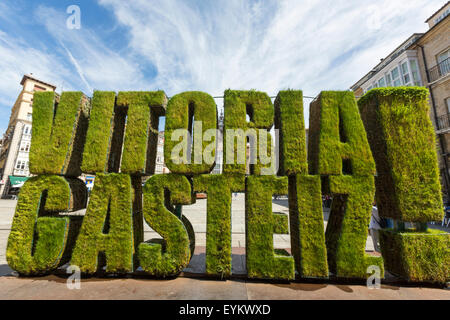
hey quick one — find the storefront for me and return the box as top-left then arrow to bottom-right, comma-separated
5,176 -> 29,199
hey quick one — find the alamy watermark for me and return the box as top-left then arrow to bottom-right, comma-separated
170,123 -> 279,175
66,5 -> 81,30
366,265 -> 381,289
66,265 -> 81,290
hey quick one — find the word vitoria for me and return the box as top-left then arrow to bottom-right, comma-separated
6,88 -> 449,283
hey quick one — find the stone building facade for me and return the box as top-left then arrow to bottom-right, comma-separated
0,75 -> 56,198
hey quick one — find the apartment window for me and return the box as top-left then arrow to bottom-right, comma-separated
409,60 -> 421,86
401,62 -> 411,85
378,78 -> 386,87
23,125 -> 31,135
391,67 -> 401,86
438,49 -> 449,63
386,74 -> 392,86
19,142 -> 30,152
437,49 -> 450,76
26,113 -> 32,121
446,97 -> 450,114
16,160 -> 26,170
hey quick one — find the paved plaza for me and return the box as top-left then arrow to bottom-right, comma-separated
0,196 -> 449,300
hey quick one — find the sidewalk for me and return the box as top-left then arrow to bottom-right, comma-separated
0,197 -> 449,300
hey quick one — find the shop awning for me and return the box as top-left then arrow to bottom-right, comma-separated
9,176 -> 29,188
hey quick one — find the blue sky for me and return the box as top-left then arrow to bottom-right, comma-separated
0,0 -> 444,134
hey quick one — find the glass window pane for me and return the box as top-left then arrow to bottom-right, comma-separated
404,74 -> 410,84
378,78 -> 386,87
386,74 -> 392,86
401,62 -> 409,75
391,67 -> 399,80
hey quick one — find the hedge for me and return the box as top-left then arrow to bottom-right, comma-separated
193,174 -> 245,278
274,90 -> 307,175
223,90 -> 274,175
358,87 -> 443,222
288,175 -> 329,278
308,91 -> 375,176
81,91 -> 116,173
139,174 -> 193,277
246,175 -> 295,280
325,175 -> 384,279
117,91 -> 167,175
71,173 -> 134,274
380,229 -> 449,283
164,92 -> 217,175
30,91 -> 90,177
6,175 -> 87,275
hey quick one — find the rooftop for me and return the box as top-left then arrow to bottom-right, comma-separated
350,33 -> 423,90
20,74 -> 56,90
425,1 -> 450,23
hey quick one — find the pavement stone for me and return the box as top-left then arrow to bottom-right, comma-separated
0,197 -> 449,300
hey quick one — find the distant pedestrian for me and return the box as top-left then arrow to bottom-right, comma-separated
369,203 -> 382,252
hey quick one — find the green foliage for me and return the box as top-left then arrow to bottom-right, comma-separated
326,175 -> 384,279
117,91 -> 167,175
380,229 -> 449,283
288,175 -> 329,278
308,91 -> 375,176
223,90 -> 274,175
164,92 -> 217,175
246,175 -> 295,280
274,90 -> 307,175
272,213 -> 289,234
193,174 -> 245,278
71,173 -> 134,274
358,87 -> 443,222
30,92 -> 90,177
139,174 -> 193,277
81,91 -> 116,173
6,175 -> 87,275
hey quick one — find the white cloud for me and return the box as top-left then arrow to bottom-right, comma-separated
0,30 -> 72,115
98,0 -> 443,124
35,5 -> 151,93
0,0 -> 443,133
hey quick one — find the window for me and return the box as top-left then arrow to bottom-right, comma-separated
378,77 -> 386,87
386,74 -> 392,86
401,62 -> 410,85
437,49 -> 449,63
391,67 -> 401,86
23,125 -> 31,135
446,97 -> 450,114
27,113 -> 32,121
409,60 -> 421,86
437,49 -> 450,76
19,142 -> 30,152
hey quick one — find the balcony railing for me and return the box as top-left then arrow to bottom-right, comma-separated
437,113 -> 450,131
428,57 -> 450,83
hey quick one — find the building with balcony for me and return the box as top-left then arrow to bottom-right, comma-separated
0,74 -> 56,198
351,2 -> 450,199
